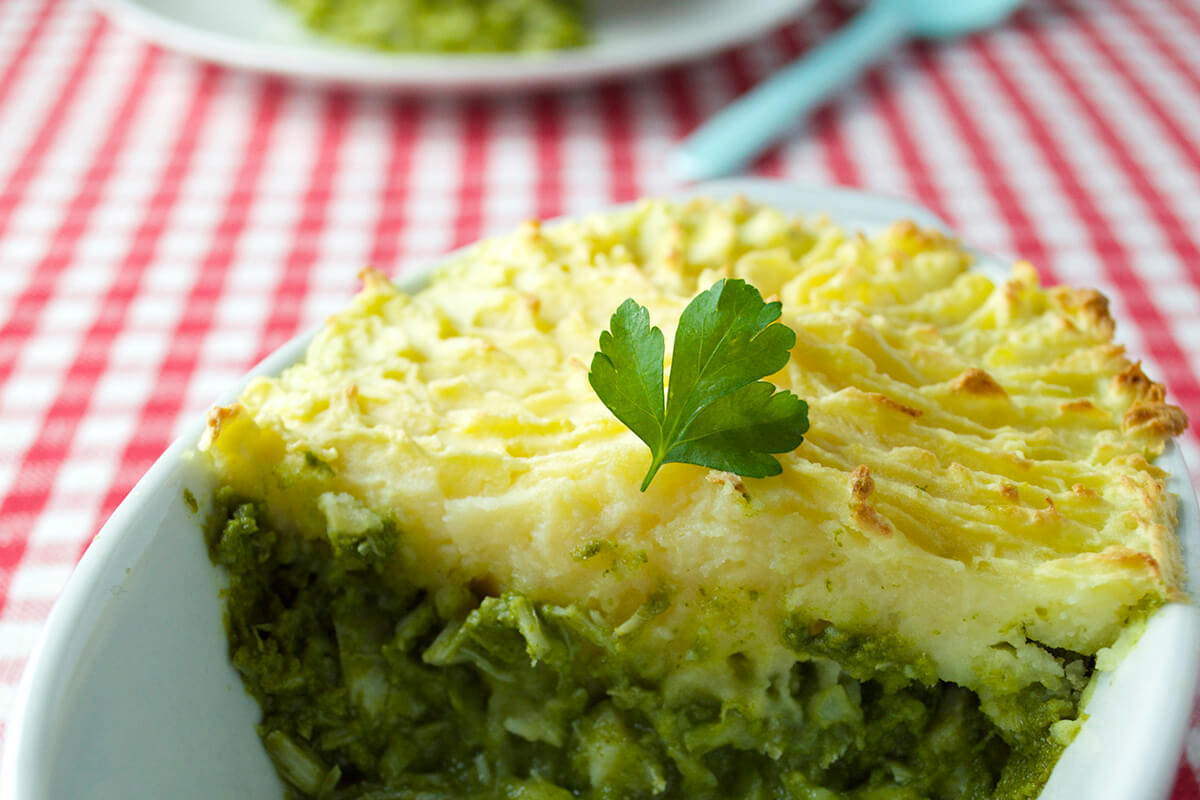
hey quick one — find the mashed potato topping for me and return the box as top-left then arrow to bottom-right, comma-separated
201,196 -> 1187,798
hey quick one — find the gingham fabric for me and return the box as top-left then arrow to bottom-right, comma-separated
1,0 -> 1199,792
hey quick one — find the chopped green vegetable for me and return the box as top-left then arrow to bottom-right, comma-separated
263,730 -> 334,797
279,0 -> 589,53
206,490 -> 1083,799
588,278 -> 810,491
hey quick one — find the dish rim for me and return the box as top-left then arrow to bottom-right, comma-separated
89,0 -> 811,91
3,178 -> 1197,799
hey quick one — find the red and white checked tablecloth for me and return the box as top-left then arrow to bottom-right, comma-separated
1,0 -> 1200,792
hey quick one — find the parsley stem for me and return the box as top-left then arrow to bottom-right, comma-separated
640,457 -> 665,492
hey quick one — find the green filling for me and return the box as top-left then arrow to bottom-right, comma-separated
207,489 -> 1084,800
279,0 -> 589,53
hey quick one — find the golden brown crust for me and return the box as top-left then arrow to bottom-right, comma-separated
1059,399 -> 1106,417
206,404 -> 240,441
850,464 -> 874,500
1114,362 -> 1166,402
1049,285 -> 1116,338
886,219 -> 952,251
849,465 -> 893,536
200,403 -> 242,451
1096,546 -> 1162,581
868,392 -> 923,418
1003,279 -> 1026,307
950,368 -> 1008,398
1036,496 -> 1061,524
1123,401 -> 1189,438
1112,362 -> 1187,439
358,265 -> 390,289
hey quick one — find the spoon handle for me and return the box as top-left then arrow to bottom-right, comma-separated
670,0 -> 910,182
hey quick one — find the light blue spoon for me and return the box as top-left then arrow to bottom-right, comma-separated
669,0 -> 1023,182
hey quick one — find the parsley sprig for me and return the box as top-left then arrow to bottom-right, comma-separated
588,279 -> 809,491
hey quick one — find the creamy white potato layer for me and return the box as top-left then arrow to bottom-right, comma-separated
202,196 -> 1185,700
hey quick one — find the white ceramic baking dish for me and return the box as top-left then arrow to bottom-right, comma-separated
3,180 -> 1197,800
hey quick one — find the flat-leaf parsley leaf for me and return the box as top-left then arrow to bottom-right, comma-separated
589,278 -> 809,491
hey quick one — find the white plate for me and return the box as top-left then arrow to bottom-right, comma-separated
90,0 -> 811,91
2,180 -> 1197,799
